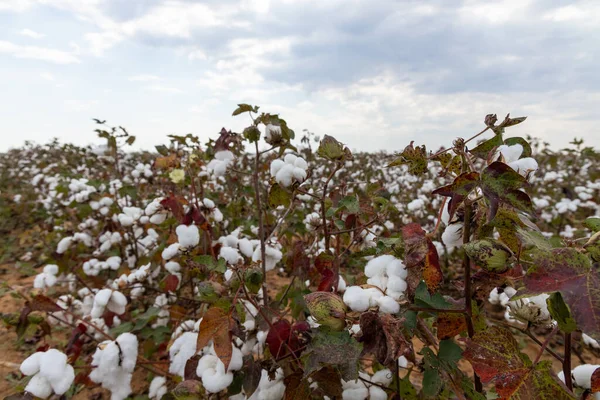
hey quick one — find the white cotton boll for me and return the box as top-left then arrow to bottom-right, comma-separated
106,256 -> 121,270
572,364 -> 600,389
94,289 -> 112,307
292,167 -> 307,181
496,144 -> 523,163
387,276 -> 408,294
116,333 -> 138,372
150,213 -> 167,224
48,365 -> 75,395
407,198 -> 425,211
372,369 -> 393,386
165,261 -> 181,274
162,243 -> 180,260
367,274 -> 388,291
203,198 -> 216,209
149,376 -> 167,400
386,259 -> 407,279
509,158 -> 538,178
398,356 -> 408,368
369,386 -> 388,400
43,264 -> 59,275
377,296 -> 400,314
364,255 -> 394,278
169,332 -> 198,377
220,246 -> 241,264
25,374 -> 53,399
224,269 -> 234,281
108,291 -> 127,315
337,275 -> 347,292
238,238 -> 254,258
365,288 -> 384,308
176,224 -> 200,248
56,237 -> 73,254
38,349 -> 68,383
202,365 -> 234,393
342,386 -> 369,400
20,352 -> 42,375
275,164 -> 295,187
441,223 -> 463,250
294,157 -> 308,170
228,347 -> 244,372
284,153 -> 298,165
270,159 -> 285,177
583,333 -> 600,349
343,286 -> 371,312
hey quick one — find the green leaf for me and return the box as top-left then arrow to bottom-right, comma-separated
432,171 -> 480,221
388,141 -> 428,175
118,185 -> 138,201
338,195 -> 359,214
585,217 -> 600,232
481,161 -> 533,220
414,281 -> 451,310
470,134 -> 504,160
302,329 -> 362,381
268,183 -> 291,208
422,369 -> 443,398
232,104 -> 257,116
125,136 -> 136,145
317,135 -> 347,161
438,339 -> 462,365
504,137 -> 532,158
547,292 -> 577,334
244,269 -> 263,294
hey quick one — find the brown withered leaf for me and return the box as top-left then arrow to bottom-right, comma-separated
154,153 -> 179,169
402,223 -> 443,292
284,372 -> 311,400
310,367 -> 343,398
359,311 -> 413,368
196,307 -> 232,369
435,313 -> 467,340
29,294 -> 63,313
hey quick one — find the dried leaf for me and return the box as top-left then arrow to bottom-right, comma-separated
196,307 -> 232,369
359,311 -> 413,368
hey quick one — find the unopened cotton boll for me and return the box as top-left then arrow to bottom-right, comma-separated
176,224 -> 200,248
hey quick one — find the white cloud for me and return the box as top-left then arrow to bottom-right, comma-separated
129,74 -> 159,82
145,84 -> 183,94
0,0 -> 34,12
19,28 -> 45,39
0,40 -> 81,64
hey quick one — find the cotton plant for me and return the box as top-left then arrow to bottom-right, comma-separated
20,349 -> 75,399
207,150 -> 235,177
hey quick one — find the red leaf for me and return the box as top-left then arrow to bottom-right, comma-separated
591,367 -> 600,393
165,274 -> 180,292
317,269 -> 336,292
402,223 -> 443,292
432,172 -> 480,221
160,194 -> 187,223
266,320 -> 291,360
520,248 -> 600,341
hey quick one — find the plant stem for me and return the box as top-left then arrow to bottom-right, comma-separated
253,140 -> 268,306
533,325 -> 559,365
462,202 -> 483,393
564,332 -> 573,391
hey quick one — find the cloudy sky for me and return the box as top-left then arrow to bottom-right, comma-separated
1,0 -> 598,153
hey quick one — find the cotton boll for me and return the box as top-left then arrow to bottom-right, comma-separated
162,243 -> 180,260
56,237 -> 73,254
364,255 -> 394,278
270,159 -> 285,176
572,364 -> 600,389
149,376 -> 167,400
337,275 -> 347,292
366,274 -> 388,291
25,374 -> 53,399
365,288 -> 384,308
107,291 -> 128,315
496,144 -> 523,163
292,167 -> 307,181
377,296 -> 400,314
238,238 -> 254,258
20,352 -> 42,375
369,386 -> 388,400
176,224 -> 200,248
441,223 -> 463,250
387,276 -> 407,294
284,153 -> 297,165
509,158 -> 538,178
275,164 -> 295,187
169,332 -> 198,377
294,157 -> 308,170
220,246 -> 241,264
343,286 -> 371,312
201,362 -> 234,393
